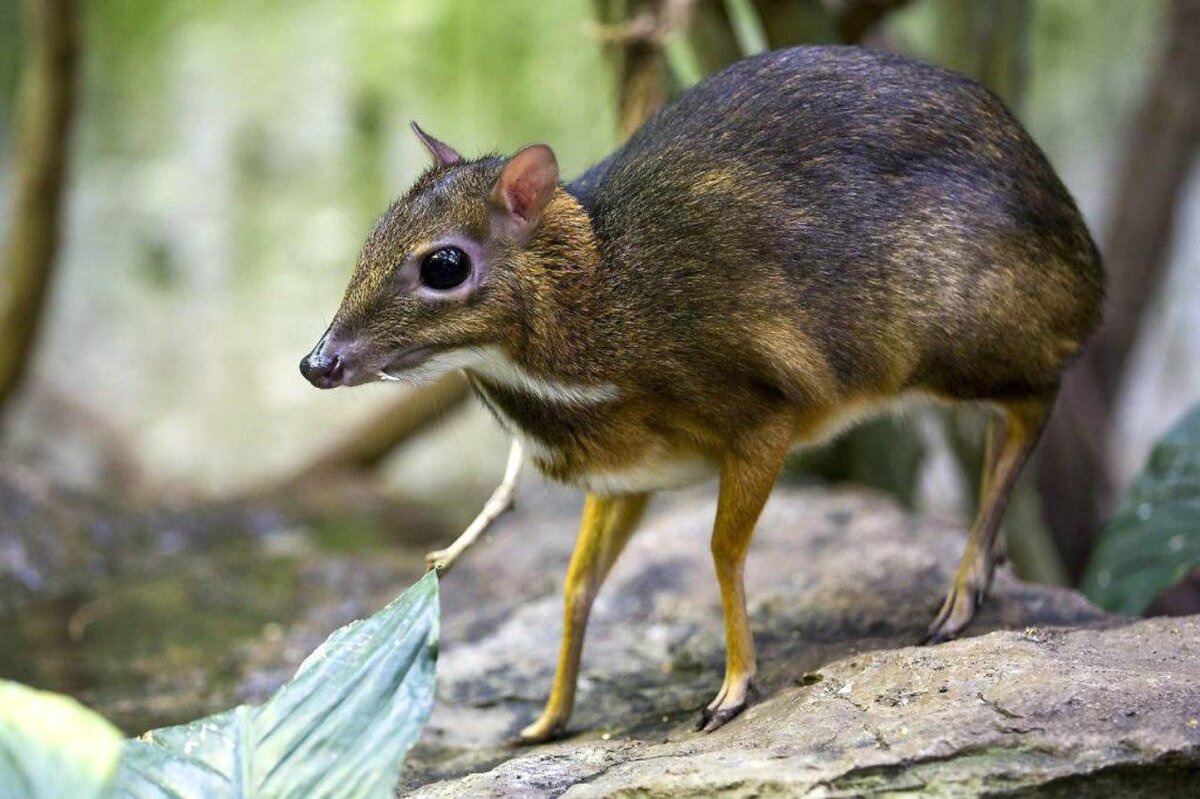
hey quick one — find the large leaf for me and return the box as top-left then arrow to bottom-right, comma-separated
0,681 -> 124,799
112,570 -> 439,798
1082,404 -> 1200,614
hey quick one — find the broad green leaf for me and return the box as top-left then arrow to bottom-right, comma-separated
111,570 -> 439,799
1082,404 -> 1200,614
0,681 -> 124,799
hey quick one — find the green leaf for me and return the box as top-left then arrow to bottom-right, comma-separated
1082,404 -> 1200,614
0,681 -> 124,799
111,570 -> 439,799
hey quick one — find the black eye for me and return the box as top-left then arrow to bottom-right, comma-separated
419,246 -> 471,290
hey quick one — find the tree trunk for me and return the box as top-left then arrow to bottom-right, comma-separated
0,0 -> 79,419
1039,0 -> 1200,580
594,0 -> 699,137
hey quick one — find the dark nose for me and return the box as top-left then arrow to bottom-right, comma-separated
300,349 -> 345,389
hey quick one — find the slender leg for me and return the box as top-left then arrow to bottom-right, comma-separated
700,415 -> 796,733
979,410 -> 1002,507
925,399 -> 1050,644
425,439 -> 524,574
979,411 -> 1010,568
517,491 -> 650,744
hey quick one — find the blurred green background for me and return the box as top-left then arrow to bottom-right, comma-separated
0,0 -> 1178,497
1,0 -> 618,501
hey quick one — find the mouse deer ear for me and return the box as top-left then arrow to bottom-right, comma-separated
492,144 -> 559,230
410,121 -> 462,167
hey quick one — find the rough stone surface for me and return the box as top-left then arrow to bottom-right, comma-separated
402,483 -> 1200,796
4,465 -> 1197,795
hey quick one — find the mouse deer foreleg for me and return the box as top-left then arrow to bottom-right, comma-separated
518,491 -> 650,744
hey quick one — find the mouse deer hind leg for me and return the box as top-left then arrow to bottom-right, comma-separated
700,413 -> 796,733
517,491 -> 650,744
924,397 -> 1052,645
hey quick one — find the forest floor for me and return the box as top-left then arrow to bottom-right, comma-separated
2,468 -> 1198,796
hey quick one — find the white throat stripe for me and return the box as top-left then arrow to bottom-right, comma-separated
467,346 -> 620,405
381,345 -> 619,406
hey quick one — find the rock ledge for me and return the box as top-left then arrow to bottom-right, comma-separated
404,485 -> 1200,797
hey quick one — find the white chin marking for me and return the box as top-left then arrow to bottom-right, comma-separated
377,348 -> 487,385
465,346 -> 620,405
382,345 -> 621,405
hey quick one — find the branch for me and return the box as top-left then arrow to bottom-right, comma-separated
425,439 -> 524,575
275,372 -> 470,490
592,0 -> 699,138
0,0 -> 80,418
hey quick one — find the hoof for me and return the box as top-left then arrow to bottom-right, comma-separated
423,549 -> 449,574
696,681 -> 756,732
697,703 -> 746,733
923,583 -> 986,645
513,717 -> 567,746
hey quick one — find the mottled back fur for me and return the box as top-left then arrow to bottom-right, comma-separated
569,46 -> 1101,402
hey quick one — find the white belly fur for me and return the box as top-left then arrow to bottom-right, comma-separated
576,392 -> 943,496
577,453 -> 718,495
